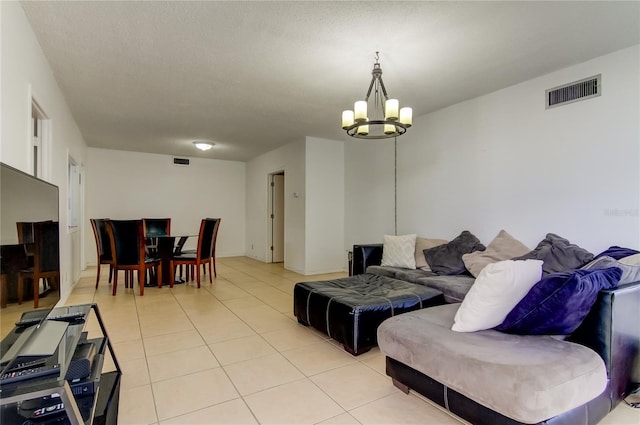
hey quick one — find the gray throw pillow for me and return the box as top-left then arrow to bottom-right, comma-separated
415,237 -> 448,270
581,255 -> 640,285
424,230 -> 485,275
512,233 -> 593,276
462,230 -> 530,277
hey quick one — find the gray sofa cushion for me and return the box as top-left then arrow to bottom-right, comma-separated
415,275 -> 475,303
394,268 -> 439,283
366,265 -> 436,283
367,266 -> 474,303
377,304 -> 607,424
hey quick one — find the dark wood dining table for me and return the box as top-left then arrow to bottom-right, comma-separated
153,235 -> 197,285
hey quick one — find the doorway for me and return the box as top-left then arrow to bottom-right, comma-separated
68,155 -> 84,283
31,99 -> 51,180
269,171 -> 285,263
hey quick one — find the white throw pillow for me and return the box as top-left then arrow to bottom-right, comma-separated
381,234 -> 417,269
452,259 -> 543,332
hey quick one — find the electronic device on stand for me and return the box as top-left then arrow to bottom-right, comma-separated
0,304 -> 121,425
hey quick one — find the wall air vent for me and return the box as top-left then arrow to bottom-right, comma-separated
546,74 -> 601,109
173,157 -> 190,166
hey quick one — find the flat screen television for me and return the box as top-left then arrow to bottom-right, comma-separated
0,162 -> 60,341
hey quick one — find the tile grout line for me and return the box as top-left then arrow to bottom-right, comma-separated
171,265 -> 265,424
87,260 -> 403,424
132,277 -> 162,425
182,263 -> 353,423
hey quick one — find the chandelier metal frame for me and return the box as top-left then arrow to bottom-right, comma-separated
342,52 -> 412,139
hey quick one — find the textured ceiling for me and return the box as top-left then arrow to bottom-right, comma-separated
21,1 -> 640,162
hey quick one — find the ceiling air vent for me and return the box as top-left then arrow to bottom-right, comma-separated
173,157 -> 190,166
546,74 -> 601,109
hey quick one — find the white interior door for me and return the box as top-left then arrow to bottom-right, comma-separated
271,173 -> 285,263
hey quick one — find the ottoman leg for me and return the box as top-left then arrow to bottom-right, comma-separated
344,344 -> 372,356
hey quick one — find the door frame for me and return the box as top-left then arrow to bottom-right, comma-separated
267,170 -> 285,263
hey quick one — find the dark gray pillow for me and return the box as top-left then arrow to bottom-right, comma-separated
424,231 -> 485,275
512,233 -> 593,276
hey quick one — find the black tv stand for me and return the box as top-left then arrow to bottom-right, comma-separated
0,304 -> 121,425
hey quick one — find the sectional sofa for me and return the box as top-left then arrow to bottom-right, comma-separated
350,231 -> 640,425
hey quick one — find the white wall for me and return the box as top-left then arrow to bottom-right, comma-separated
344,138 -> 395,246
246,137 -> 347,275
245,140 -> 307,273
346,45 -> 640,254
1,2 -> 88,298
305,137 -> 345,273
85,148 -> 246,263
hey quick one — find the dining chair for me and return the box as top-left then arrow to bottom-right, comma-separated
170,218 -> 219,288
0,274 -> 8,308
143,218 -> 171,258
18,221 -> 60,308
182,218 -> 221,280
106,219 -> 162,296
16,222 -> 36,268
90,218 -> 115,289
209,217 -> 221,277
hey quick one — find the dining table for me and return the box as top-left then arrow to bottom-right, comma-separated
152,234 -> 197,285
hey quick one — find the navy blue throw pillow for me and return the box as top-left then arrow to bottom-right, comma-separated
595,246 -> 640,260
495,267 -> 622,335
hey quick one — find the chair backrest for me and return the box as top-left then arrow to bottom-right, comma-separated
16,222 -> 35,245
143,218 -> 171,237
210,218 -> 221,257
196,218 -> 219,260
107,220 -> 145,266
17,221 -> 38,259
90,218 -> 113,261
32,221 -> 60,273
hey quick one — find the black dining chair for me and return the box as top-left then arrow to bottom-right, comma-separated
106,219 -> 162,296
90,218 -> 115,289
16,221 -> 37,268
0,273 -> 7,309
143,218 -> 171,258
170,218 -> 219,288
182,218 -> 221,281
18,221 -> 60,308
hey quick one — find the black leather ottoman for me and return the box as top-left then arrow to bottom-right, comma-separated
293,273 -> 444,355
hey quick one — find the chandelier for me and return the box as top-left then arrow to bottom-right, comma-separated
341,52 -> 413,139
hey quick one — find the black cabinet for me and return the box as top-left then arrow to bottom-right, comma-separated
0,304 -> 121,425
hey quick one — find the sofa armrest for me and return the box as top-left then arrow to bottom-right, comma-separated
351,244 -> 383,275
568,280 -> 640,406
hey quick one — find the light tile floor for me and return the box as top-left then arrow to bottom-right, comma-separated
25,257 -> 640,424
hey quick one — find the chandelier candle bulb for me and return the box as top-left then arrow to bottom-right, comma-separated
342,110 -> 355,129
385,99 -> 399,120
354,101 -> 368,122
399,107 -> 413,127
384,124 -> 396,135
357,125 -> 369,135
